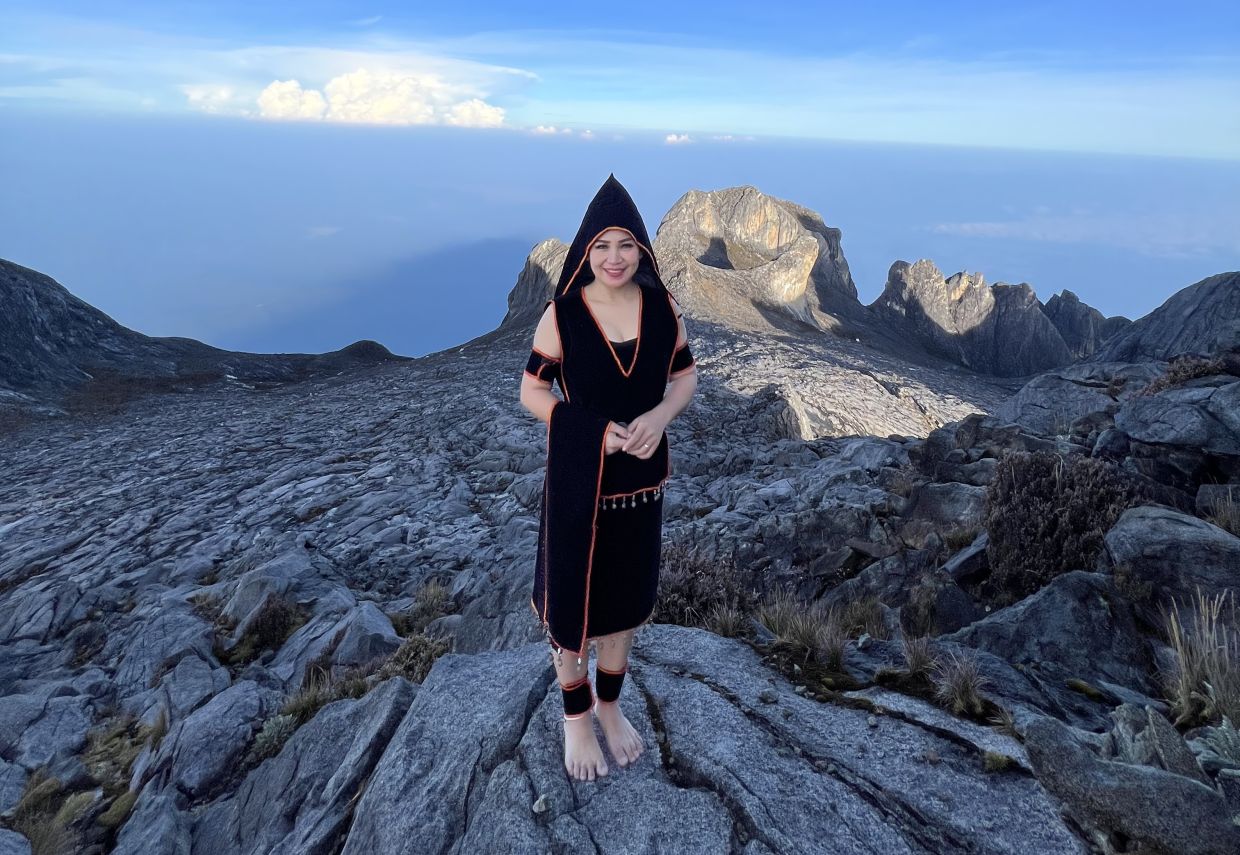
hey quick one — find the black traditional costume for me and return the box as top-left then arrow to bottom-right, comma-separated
525,176 -> 696,675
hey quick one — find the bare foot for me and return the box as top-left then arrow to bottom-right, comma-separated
563,713 -> 609,781
593,699 -> 645,767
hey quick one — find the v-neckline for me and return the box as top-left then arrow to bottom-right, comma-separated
581,286 -> 642,378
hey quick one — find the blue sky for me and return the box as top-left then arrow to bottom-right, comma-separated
1,3 -> 1237,357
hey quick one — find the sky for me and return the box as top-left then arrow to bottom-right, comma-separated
1,2 -> 1237,357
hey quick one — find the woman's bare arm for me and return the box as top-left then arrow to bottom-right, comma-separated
652,310 -> 697,425
519,303 -> 563,424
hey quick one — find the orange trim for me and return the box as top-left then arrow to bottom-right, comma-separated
523,369 -> 554,386
557,227 -> 659,296
560,675 -> 590,690
670,364 -> 697,379
596,664 -> 628,675
581,286 -> 642,378
578,422 -> 607,655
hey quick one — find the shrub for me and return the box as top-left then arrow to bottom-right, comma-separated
706,603 -> 749,639
1162,588 -> 1240,727
378,633 -> 450,684
654,542 -> 758,630
249,714 -> 298,762
10,769 -> 79,855
984,451 -> 1158,604
1140,354 -> 1231,397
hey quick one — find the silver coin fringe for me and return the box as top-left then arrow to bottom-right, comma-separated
598,484 -> 664,510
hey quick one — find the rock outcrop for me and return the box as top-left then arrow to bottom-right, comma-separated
869,260 -> 1076,377
1043,289 -> 1131,360
1092,271 -> 1240,362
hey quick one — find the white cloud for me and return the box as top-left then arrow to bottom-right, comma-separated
255,68 -> 505,127
256,79 -> 326,120
350,15 -> 383,27
665,133 -> 692,144
306,225 -> 341,238
532,125 -> 573,134
445,98 -> 504,127
181,84 -> 245,115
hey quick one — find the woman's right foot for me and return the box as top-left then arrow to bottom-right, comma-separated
563,713 -> 609,781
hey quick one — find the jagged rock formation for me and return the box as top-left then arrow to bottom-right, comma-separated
0,258 -> 408,416
1043,289 -> 1132,360
651,185 -> 863,335
869,260 -> 1077,377
1092,271 -> 1240,362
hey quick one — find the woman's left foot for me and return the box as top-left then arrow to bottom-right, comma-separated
593,700 -> 644,766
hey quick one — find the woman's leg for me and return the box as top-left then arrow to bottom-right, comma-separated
592,628 -> 645,766
551,641 -> 608,781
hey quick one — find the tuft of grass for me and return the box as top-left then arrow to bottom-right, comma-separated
840,596 -> 888,640
1205,491 -> 1240,538
932,648 -> 990,717
706,603 -> 750,639
757,588 -> 847,671
391,579 -> 456,637
982,751 -> 1017,772
219,596 -> 308,667
987,704 -> 1019,738
10,769 -> 79,855
1199,716 -> 1240,765
901,635 -> 935,677
1162,588 -> 1240,727
97,790 -> 137,829
943,525 -> 982,552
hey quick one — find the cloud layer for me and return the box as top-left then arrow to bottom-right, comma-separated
255,69 -> 504,126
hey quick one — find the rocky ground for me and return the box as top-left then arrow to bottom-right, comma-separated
1,186 -> 1238,854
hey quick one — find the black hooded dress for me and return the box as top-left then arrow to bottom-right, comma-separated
525,175 -> 696,658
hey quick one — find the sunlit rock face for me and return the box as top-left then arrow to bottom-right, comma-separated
870,258 -> 1075,377
653,186 -> 863,335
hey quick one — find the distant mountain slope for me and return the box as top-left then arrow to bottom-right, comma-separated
0,259 -> 408,414
1090,270 -> 1240,362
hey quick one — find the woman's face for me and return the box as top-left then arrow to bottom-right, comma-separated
588,228 -> 642,288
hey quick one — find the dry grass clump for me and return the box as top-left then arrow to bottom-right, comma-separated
932,647 -> 990,717
840,596 -> 888,640
943,525 -> 982,552
984,451 -> 1157,605
1205,490 -> 1240,538
706,603 -> 750,639
757,588 -> 848,671
1163,588 -> 1240,727
391,578 -> 455,636
218,596 -> 308,667
1140,354 -> 1231,397
654,542 -> 758,631
901,635 -> 935,677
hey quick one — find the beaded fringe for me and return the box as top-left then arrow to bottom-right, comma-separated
598,484 -> 663,511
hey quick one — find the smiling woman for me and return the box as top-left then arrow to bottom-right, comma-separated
518,174 -> 697,783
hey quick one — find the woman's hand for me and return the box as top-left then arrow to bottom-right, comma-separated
604,421 -> 632,455
621,411 -> 668,459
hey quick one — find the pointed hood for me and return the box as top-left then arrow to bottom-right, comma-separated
555,174 -> 666,296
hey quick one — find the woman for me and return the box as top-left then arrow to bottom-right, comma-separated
519,175 -> 697,782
